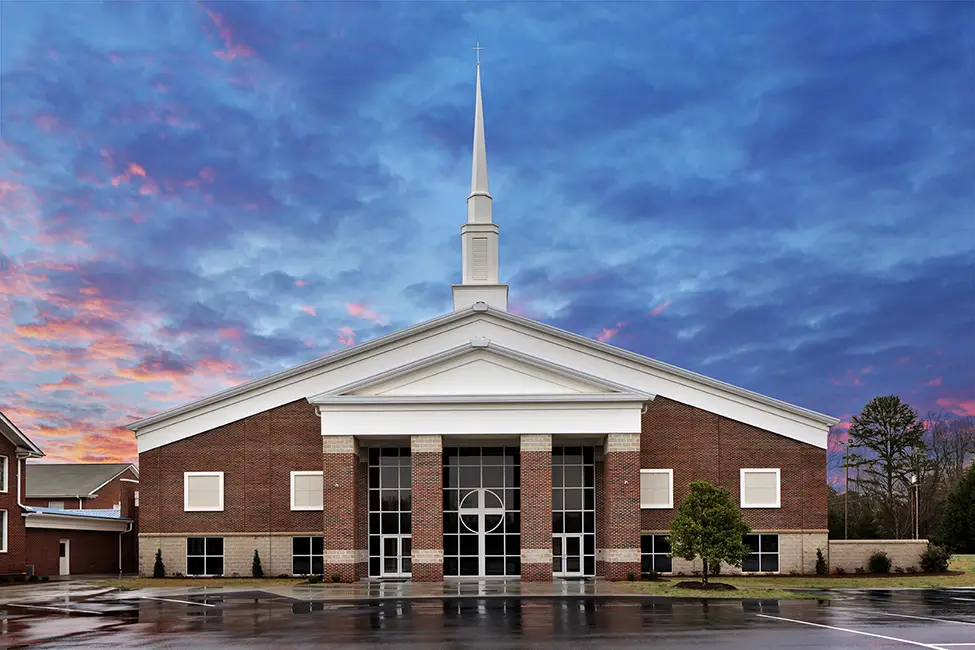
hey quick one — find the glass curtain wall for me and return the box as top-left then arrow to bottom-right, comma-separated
552,446 -> 596,576
368,447 -> 412,577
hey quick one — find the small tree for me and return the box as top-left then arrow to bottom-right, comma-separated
252,550 -> 264,578
670,480 -> 751,585
153,549 -> 166,578
815,548 -> 828,575
936,464 -> 975,553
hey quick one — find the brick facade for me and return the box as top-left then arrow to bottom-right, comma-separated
0,438 -> 27,575
520,434 -> 553,581
601,433 -> 641,580
640,397 -> 827,532
26,528 -> 136,576
322,435 -> 364,581
410,435 -> 443,582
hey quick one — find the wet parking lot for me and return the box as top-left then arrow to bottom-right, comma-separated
2,588 -> 974,648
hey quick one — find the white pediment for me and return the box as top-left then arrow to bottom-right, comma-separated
311,341 -> 650,403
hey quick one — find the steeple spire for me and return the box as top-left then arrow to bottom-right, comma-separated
452,46 -> 508,312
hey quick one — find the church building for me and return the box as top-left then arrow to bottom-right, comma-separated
129,62 -> 837,581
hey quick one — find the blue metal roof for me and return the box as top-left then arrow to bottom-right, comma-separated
29,507 -> 130,520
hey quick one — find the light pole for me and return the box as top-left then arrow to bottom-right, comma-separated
840,440 -> 855,540
911,474 -> 919,540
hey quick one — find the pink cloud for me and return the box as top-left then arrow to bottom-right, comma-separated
300,305 -> 316,316
203,6 -> 255,62
295,279 -> 308,287
649,300 -> 672,317
337,325 -> 355,346
345,302 -> 382,323
936,395 -> 975,417
596,321 -> 626,343
924,376 -> 943,387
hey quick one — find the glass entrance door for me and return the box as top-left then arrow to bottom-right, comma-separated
553,534 -> 584,577
380,535 -> 412,578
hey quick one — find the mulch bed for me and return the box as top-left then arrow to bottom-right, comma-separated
675,581 -> 737,591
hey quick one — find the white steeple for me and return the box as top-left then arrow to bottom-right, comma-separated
453,46 -> 508,312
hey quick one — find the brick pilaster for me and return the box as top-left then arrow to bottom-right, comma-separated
602,432 -> 640,580
323,435 -> 364,581
520,434 -> 553,581
410,435 -> 443,581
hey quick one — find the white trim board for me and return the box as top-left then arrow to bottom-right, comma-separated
131,305 -> 837,452
24,513 -> 131,533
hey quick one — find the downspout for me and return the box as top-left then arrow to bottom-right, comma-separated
16,457 -> 33,576
119,520 -> 134,577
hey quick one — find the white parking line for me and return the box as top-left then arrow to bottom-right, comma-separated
832,607 -> 975,627
6,603 -> 104,615
952,598 -> 975,602
141,596 -> 216,608
756,614 -> 944,648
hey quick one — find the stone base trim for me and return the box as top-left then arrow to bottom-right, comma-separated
605,433 -> 640,452
324,549 -> 368,563
413,549 -> 444,563
522,548 -> 552,563
520,434 -> 552,452
411,434 -> 443,453
323,435 -> 357,454
602,548 -> 639,563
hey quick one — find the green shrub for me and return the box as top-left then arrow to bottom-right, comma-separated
330,573 -> 342,583
626,572 -> 636,581
835,566 -> 846,575
815,548 -> 828,575
868,551 -> 891,574
28,575 -> 38,582
643,569 -> 660,581
920,543 -> 951,573
153,549 -> 166,578
252,550 -> 264,578
307,574 -> 324,584
854,566 -> 866,574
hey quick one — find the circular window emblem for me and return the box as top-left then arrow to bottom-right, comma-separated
459,489 -> 505,533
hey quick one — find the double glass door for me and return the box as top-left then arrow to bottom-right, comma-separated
381,535 -> 412,578
553,534 -> 583,577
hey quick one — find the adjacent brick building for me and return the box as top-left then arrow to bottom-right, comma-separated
129,62 -> 837,582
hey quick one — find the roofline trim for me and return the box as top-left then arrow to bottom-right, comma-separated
0,411 -> 45,457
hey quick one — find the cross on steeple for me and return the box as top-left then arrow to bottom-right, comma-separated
472,41 -> 484,65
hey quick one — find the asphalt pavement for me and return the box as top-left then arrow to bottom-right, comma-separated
2,587 -> 974,648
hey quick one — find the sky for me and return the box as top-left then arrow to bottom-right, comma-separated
1,1 -> 972,466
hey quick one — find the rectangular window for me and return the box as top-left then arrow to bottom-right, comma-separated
184,472 -> 224,512
186,537 -> 224,575
740,468 -> 781,508
290,471 -> 324,511
640,469 -> 673,509
640,534 -> 672,574
742,534 -> 779,573
48,501 -> 65,509
0,456 -> 7,493
292,536 -> 324,575
134,491 -> 139,507
0,509 -> 7,553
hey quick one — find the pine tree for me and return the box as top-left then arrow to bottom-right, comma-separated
252,550 -> 264,578
153,549 -> 166,578
936,464 -> 975,553
669,480 -> 751,585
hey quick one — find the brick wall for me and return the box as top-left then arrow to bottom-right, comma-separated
27,529 -> 126,576
0,440 -> 27,574
411,435 -> 443,582
521,434 -> 553,581
640,397 -> 827,531
322,435 -> 363,581
602,433 -> 641,580
138,399 -> 323,536
828,539 -> 929,573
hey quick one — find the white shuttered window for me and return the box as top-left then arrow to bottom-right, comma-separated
640,469 -> 673,509
184,472 -> 224,511
291,471 -> 324,510
740,468 -> 781,508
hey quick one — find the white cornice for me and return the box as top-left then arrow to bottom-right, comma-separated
24,513 -> 132,532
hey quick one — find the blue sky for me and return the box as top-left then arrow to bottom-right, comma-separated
1,1 -> 972,463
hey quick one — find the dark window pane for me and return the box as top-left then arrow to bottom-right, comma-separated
657,555 -> 672,573
563,447 -> 583,465
505,489 -> 521,511
443,465 -> 458,488
552,466 -> 563,487
485,557 -> 505,576
584,465 -> 595,487
460,467 -> 480,488
369,490 -> 380,511
584,512 -> 595,533
206,557 -> 224,576
554,556 -> 562,572
565,512 -> 582,533
584,534 -> 595,555
370,535 -> 380,555
187,537 -> 205,555
485,534 -> 505,555
400,490 -> 412,512
369,448 -> 379,465
553,512 -> 563,533
482,466 -> 504,488
460,448 -> 481,464
443,490 -> 458,511
381,467 -> 398,488
444,557 -> 458,576
444,448 -> 459,465
564,466 -> 583,488
403,558 -> 412,573
583,447 -> 594,464
206,537 -> 223,555
444,535 -> 458,555
370,513 -> 381,533
459,489 -> 478,508
504,447 -> 519,464
506,535 -> 520,555
564,489 -> 583,510
459,557 -> 479,575
552,489 -> 564,510
293,556 -> 311,575
656,535 -> 672,554
382,513 -> 399,534
566,556 -> 581,573
505,466 -> 520,488
380,447 -> 399,459
552,447 -> 564,464
402,538 -> 411,556
399,466 -> 411,488
482,447 -> 504,465
293,536 -> 311,555
743,535 -> 760,552
461,515 -> 479,533
400,513 -> 411,534
484,514 -> 503,533
187,556 -> 205,575
641,535 -> 653,553
444,513 -> 458,533
761,555 -> 779,572
459,535 -> 478,555
761,534 -> 779,552
641,556 -> 653,574
584,556 -> 595,576
312,537 -> 324,554
505,512 -> 520,533
742,554 -> 760,572
369,557 -> 380,576
312,556 -> 324,575
506,557 -> 520,576
369,467 -> 379,487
